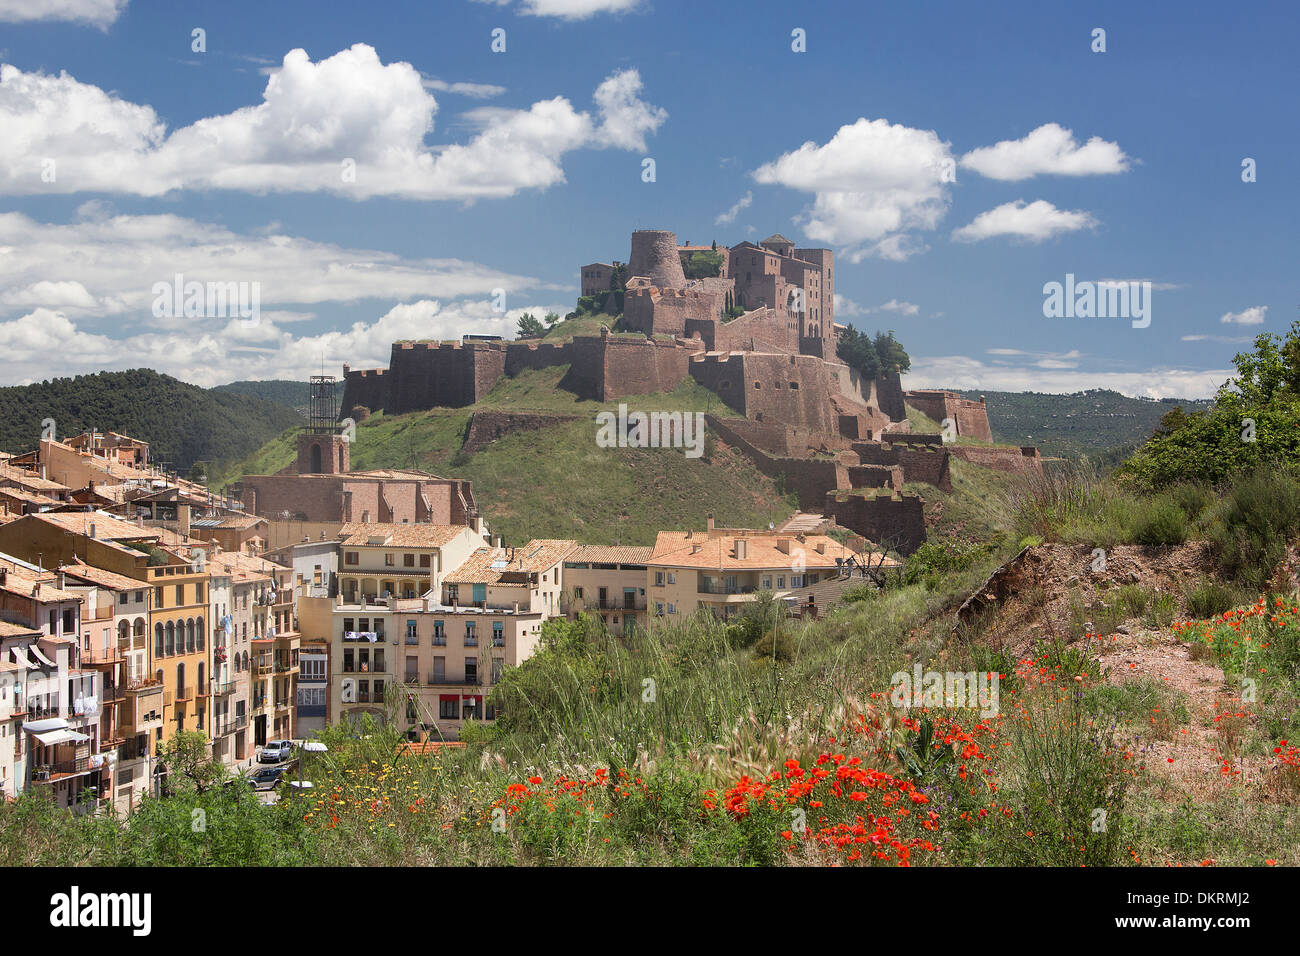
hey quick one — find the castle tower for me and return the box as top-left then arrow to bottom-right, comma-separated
628,230 -> 687,289
297,375 -> 350,474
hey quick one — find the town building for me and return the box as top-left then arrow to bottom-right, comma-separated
645,519 -> 876,621
561,545 -> 651,633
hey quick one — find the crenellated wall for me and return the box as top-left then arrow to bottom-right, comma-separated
824,490 -> 926,555
904,390 -> 994,441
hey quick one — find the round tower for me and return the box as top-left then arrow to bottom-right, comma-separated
628,230 -> 687,289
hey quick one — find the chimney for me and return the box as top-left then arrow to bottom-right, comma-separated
776,538 -> 792,555
705,513 -> 715,532
88,522 -> 97,539
690,543 -> 701,554
734,538 -> 748,560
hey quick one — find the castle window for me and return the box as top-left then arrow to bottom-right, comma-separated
789,382 -> 799,390
310,443 -> 322,473
753,381 -> 761,389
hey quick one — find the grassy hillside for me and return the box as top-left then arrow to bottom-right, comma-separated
211,379 -> 310,414
958,388 -> 1213,458
215,367 -> 790,544
0,369 -> 304,473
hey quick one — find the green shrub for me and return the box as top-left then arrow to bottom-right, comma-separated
1131,498 -> 1188,546
1186,580 -> 1237,619
1143,592 -> 1178,629
1207,467 -> 1300,590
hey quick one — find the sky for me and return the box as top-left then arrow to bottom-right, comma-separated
0,0 -> 1295,398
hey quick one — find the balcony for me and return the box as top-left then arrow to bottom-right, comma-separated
431,675 -> 481,687
31,756 -> 96,781
211,681 -> 235,697
697,582 -> 758,596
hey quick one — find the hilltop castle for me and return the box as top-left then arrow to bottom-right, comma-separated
338,229 -> 1025,553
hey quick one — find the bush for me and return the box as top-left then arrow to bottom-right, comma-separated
752,630 -> 796,662
1131,498 -> 1188,546
1207,467 -> 1300,590
1186,580 -> 1237,619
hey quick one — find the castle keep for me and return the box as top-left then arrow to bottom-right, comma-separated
337,228 -> 1015,554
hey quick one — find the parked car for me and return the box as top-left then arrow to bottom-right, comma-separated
248,766 -> 284,790
258,740 -> 293,763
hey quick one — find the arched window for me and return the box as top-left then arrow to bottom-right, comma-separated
176,663 -> 186,699
165,622 -> 175,656
197,662 -> 205,694
118,620 -> 130,643
185,619 -> 195,653
196,616 -> 205,651
310,443 -> 322,473
155,623 -> 164,658
133,618 -> 146,639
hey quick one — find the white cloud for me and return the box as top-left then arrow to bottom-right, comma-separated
0,298 -> 572,387
835,294 -> 919,318
715,191 -> 753,226
478,0 -> 644,18
420,77 -> 506,99
0,209 -> 550,326
0,0 -> 125,27
1181,334 -> 1255,344
0,46 -> 664,200
907,354 -> 1230,401
752,117 -> 954,262
951,199 -> 1098,243
1220,305 -> 1268,325
960,123 -> 1130,181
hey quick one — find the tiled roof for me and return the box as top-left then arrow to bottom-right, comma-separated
25,511 -> 159,541
57,560 -> 144,592
566,544 -> 653,565
0,557 -> 81,601
0,620 -> 41,638
445,539 -> 576,585
647,530 -> 878,571
0,465 -> 70,493
191,514 -> 266,530
337,522 -> 469,548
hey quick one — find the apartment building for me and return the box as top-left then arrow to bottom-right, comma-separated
561,545 -> 652,633
336,522 -> 485,604
248,563 -> 299,747
329,538 -> 570,740
646,522 -> 873,620
57,561 -> 154,813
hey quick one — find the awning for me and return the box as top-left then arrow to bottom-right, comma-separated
9,646 -> 34,668
439,694 -> 459,702
32,728 -> 90,746
28,645 -> 55,668
21,718 -> 67,733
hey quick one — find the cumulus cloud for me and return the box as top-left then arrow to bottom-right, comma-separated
0,46 -> 665,200
960,123 -> 1130,181
752,117 -> 954,262
0,298 -> 571,387
715,191 -> 752,226
1220,305 -> 1268,325
0,0 -> 125,27
0,209 -> 551,326
951,199 -> 1098,243
907,354 -> 1230,401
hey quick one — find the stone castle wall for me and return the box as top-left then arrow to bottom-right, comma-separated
852,441 -> 952,492
904,390 -> 994,441
946,444 -> 1044,475
824,490 -> 926,555
461,411 -> 578,455
628,230 -> 687,288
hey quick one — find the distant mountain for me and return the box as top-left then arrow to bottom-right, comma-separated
956,388 -> 1215,458
211,379 -> 310,415
0,369 -> 303,473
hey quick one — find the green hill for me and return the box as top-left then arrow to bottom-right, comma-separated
956,388 -> 1213,458
211,379 -> 310,414
0,369 -> 304,473
214,366 -> 795,544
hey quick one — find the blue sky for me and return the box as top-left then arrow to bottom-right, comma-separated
0,0 -> 1295,397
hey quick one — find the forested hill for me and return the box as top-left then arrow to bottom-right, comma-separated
958,388 -> 1214,458
211,380 -> 310,415
0,369 -> 303,472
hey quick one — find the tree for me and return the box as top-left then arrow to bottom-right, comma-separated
684,250 -> 724,279
516,313 -> 545,339
156,731 -> 226,795
836,325 -> 881,380
544,312 -> 561,328
187,461 -> 207,484
873,330 -> 911,373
